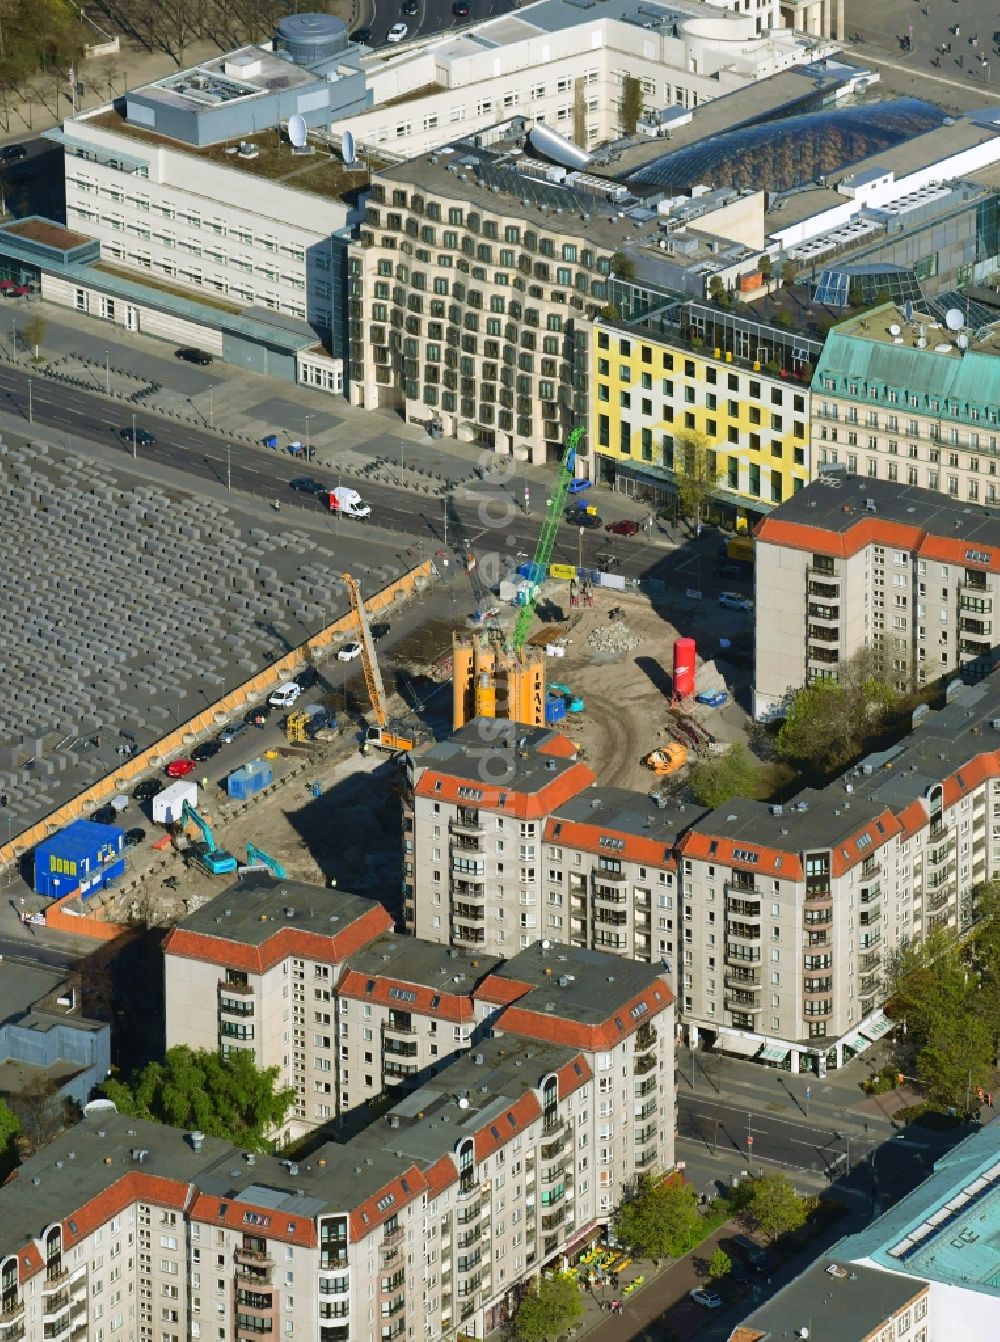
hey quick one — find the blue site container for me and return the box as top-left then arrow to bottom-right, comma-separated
228,759 -> 274,800
34,818 -> 125,900
545,694 -> 568,724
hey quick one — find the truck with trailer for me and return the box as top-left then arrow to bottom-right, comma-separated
327,487 -> 371,519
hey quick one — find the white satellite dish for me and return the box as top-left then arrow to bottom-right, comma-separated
889,323 -> 901,336
458,1096 -> 470,1109
958,332 -> 970,350
342,129 -> 356,165
945,307 -> 965,332
288,114 -> 307,148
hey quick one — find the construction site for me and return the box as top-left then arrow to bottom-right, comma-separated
69,430 -> 757,939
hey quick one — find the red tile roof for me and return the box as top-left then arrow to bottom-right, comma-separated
473,1092 -> 542,1161
189,1191 -> 317,1248
414,760 -> 596,820
424,1153 -> 458,1200
474,975 -> 535,1008
537,734 -> 579,758
757,515 -> 1000,574
349,1166 -> 427,1240
337,968 -> 473,1023
495,985 -> 672,1051
829,811 -> 901,878
163,905 -> 393,974
677,830 -> 804,880
62,1173 -> 191,1250
556,1054 -> 593,1099
543,816 -> 677,868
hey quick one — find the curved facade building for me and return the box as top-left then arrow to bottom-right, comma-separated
627,98 -> 946,194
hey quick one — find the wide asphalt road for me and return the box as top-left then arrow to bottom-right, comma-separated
0,360 -> 749,594
354,0 -> 515,48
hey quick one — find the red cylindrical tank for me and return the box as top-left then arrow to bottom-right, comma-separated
673,637 -> 696,698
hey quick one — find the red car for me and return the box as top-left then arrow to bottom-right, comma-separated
165,758 -> 197,777
606,518 -> 641,536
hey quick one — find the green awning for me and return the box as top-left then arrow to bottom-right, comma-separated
861,1010 -> 894,1042
759,1044 -> 789,1063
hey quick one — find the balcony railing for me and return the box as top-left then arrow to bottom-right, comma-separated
449,814 -> 484,836
634,1026 -> 658,1052
634,1054 -> 657,1076
382,1226 -> 404,1249
635,1148 -> 657,1168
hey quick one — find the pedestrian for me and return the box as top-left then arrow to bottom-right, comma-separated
0,794 -> 7,808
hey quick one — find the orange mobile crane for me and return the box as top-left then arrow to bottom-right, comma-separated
342,572 -> 420,752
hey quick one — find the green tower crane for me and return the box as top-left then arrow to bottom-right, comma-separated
512,427 -> 584,652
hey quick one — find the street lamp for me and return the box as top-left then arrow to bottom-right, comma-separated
578,525 -> 584,571
27,376 -> 32,426
805,1085 -> 812,1119
105,349 -> 110,396
227,443 -> 231,492
400,439 -> 405,482
305,415 -> 311,461
131,411 -> 137,460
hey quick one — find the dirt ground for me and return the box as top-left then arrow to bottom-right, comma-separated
539,588 -> 754,792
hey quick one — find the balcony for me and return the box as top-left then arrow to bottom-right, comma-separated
635,1076 -> 657,1098
452,878 -> 485,898
383,1018 -> 416,1037
43,1272 -> 68,1291
219,996 -> 255,1018
635,1025 -> 658,1052
724,946 -> 762,966
449,813 -> 484,836
222,977 -> 253,996
236,1247 -> 274,1269
43,1292 -> 69,1314
809,646 -> 839,665
453,927 -> 487,946
859,972 -> 880,995
457,1179 -> 481,1201
859,949 -> 881,973
383,1038 -> 418,1058
928,889 -> 953,912
635,1148 -> 657,1169
595,866 -> 627,884
382,1226 -> 404,1250
456,1200 -> 481,1224
725,878 -> 761,897
725,994 -> 762,1013
808,603 -> 840,622
451,837 -> 485,857
808,626 -> 839,644
542,1208 -> 566,1232
726,897 -> 761,918
724,968 -> 761,989
726,920 -> 761,941
593,887 -> 627,905
634,1053 -> 657,1076
0,1304 -> 24,1326
635,1123 -> 657,1145
635,1099 -> 657,1121
808,579 -> 841,600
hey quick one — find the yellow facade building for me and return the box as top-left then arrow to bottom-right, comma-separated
590,307 -> 818,523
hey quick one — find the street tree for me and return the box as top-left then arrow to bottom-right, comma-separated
620,74 -> 643,134
511,1273 -> 582,1342
918,1012 -> 994,1111
776,648 -> 896,772
743,1174 -> 810,1243
708,275 -> 730,308
690,743 -> 757,808
758,254 -> 774,292
780,259 -> 797,289
706,1247 -> 732,1282
0,1097 -> 19,1177
614,1176 -> 704,1259
21,312 -> 45,356
671,428 -> 719,537
102,1046 -> 295,1151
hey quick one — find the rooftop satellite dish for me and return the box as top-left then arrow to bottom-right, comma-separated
958,332 -> 970,350
945,307 -> 965,332
342,129 -> 356,166
458,1096 -> 470,1109
288,114 -> 307,148
889,323 -> 901,336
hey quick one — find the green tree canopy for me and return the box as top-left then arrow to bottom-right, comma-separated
0,0 -> 86,87
690,744 -> 757,808
758,254 -> 774,290
511,1273 -> 582,1342
743,1174 -> 809,1243
0,1097 -> 19,1178
614,1176 -> 704,1259
672,428 -> 719,535
102,1046 -> 295,1152
707,1247 -> 732,1282
776,649 -> 897,772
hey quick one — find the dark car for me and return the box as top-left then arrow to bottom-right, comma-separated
91,804 -> 118,825
727,1234 -> 773,1274
132,779 -> 164,802
244,702 -> 273,726
0,144 -> 26,162
371,621 -> 390,642
120,426 -> 155,446
352,25 -> 372,41
715,560 -> 746,579
124,827 -> 147,848
192,741 -> 221,763
295,666 -> 320,689
218,720 -> 249,745
453,0 -> 470,13
402,0 -> 419,13
606,518 -> 640,537
567,508 -> 602,529
290,477 -> 326,494
175,347 -> 213,365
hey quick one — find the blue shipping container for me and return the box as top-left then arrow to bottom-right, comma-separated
227,759 -> 273,800
34,818 -> 125,900
545,695 -> 567,724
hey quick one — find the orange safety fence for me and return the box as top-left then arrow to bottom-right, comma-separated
1,560 -> 432,872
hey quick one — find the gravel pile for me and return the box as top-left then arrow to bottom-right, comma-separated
586,622 -> 643,654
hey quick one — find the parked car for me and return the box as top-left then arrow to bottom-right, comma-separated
567,508 -> 601,529
386,21 -> 409,40
165,758 -> 196,778
695,689 -> 729,708
402,0 -> 419,14
295,666 -> 320,689
191,741 -> 221,763
337,641 -> 362,661
370,621 -> 390,642
689,1289 -> 723,1310
290,477 -> 326,494
217,719 -> 249,745
452,0 -> 470,14
120,426 -> 155,446
715,561 -> 746,580
567,477 -> 592,494
175,347 -> 212,365
719,591 -> 754,613
91,804 -> 118,825
727,1234 -> 773,1274
352,25 -> 372,41
606,518 -> 641,536
0,144 -> 25,161
124,827 -> 147,848
132,779 -> 164,801
268,682 -> 302,708
244,702 -> 273,726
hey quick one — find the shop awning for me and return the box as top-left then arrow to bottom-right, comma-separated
759,1044 -> 789,1063
840,1031 -> 874,1055
861,1010 -> 894,1042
